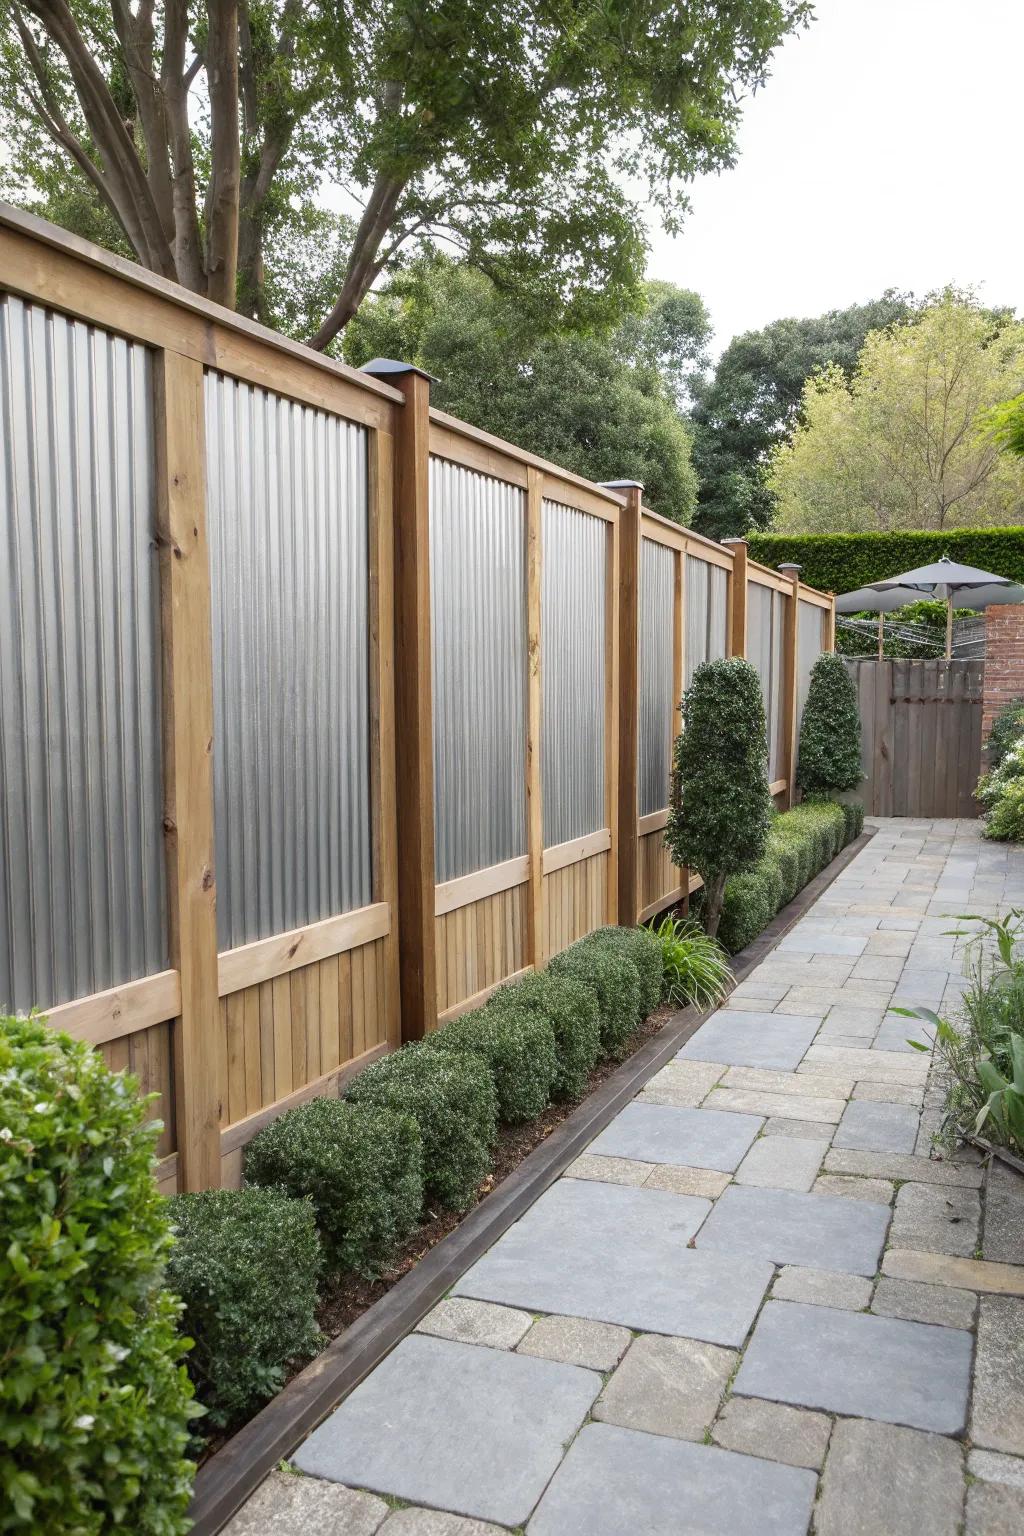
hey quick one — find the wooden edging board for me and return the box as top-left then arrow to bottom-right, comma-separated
188,826 -> 875,1535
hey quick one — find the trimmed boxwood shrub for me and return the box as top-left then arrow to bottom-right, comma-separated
488,970 -> 602,1100
346,1043 -> 496,1209
768,830 -> 802,905
550,940 -> 641,1056
841,798 -> 865,842
167,1186 -> 321,1437
719,860 -> 783,953
796,653 -> 863,796
716,801 -> 853,954
582,925 -> 663,1018
244,1098 -> 423,1275
0,1015 -> 195,1534
426,1004 -> 558,1124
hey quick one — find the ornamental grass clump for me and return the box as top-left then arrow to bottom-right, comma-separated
244,1098 -> 423,1275
582,925 -> 664,1018
346,1043 -> 496,1209
427,1004 -> 558,1124
652,916 -> 733,1010
796,652 -> 863,796
0,1015 -> 195,1535
487,969 -> 601,1100
666,657 -> 773,938
549,940 -> 641,1056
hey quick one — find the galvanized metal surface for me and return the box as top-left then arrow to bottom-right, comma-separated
205,373 -> 372,950
770,590 -> 787,781
0,295 -> 166,1012
748,582 -> 788,782
430,459 -> 527,882
542,500 -> 606,845
797,598 -> 826,732
638,538 -> 675,815
684,555 -> 729,686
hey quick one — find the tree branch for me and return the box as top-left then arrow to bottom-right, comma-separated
204,0 -> 241,307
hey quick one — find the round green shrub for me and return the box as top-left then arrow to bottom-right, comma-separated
0,1015 -> 195,1534
796,653 -> 863,796
488,970 -> 601,1100
841,798 -> 865,842
166,1186 -> 321,1438
985,777 -> 1024,842
581,925 -> 663,1017
718,860 -> 783,954
244,1098 -> 423,1275
549,941 -> 641,1056
427,1004 -> 557,1124
985,698 -> 1024,769
346,1044 -> 496,1209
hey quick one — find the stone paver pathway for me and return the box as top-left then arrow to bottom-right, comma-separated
226,820 -> 1024,1536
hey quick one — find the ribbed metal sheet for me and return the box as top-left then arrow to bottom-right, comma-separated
542,500 -> 606,845
638,538 -> 675,815
0,295 -> 166,1012
747,580 -> 774,740
430,459 -> 527,882
770,590 -> 787,782
205,373 -> 372,949
798,599 -> 827,732
709,564 -> 729,662
685,555 -> 728,684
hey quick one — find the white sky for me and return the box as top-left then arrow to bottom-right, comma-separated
646,0 -> 1024,355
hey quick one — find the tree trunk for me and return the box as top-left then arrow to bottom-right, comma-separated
204,0 -> 241,309
703,872 -> 728,939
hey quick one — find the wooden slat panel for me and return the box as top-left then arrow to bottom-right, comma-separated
432,887 -> 528,1015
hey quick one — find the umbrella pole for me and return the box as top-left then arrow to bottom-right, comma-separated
877,611 -> 884,659
945,596 -> 953,660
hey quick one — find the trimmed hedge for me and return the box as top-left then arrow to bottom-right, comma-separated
747,526 -> 1024,596
346,1043 -> 496,1209
1,1016 -> 195,1535
487,969 -> 602,1100
796,653 -> 863,796
244,1098 -> 423,1275
717,800 -> 855,955
426,1004 -> 558,1124
549,940 -> 642,1055
166,1186 -> 321,1437
582,925 -> 664,1018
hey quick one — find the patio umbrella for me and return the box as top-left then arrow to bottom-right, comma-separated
837,555 -> 1018,658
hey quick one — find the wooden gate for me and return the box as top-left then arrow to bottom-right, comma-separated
846,658 -> 983,818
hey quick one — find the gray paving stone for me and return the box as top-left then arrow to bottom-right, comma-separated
734,1135 -> 829,1192
815,1418 -> 964,1536
889,1180 -> 981,1257
825,1146 -> 983,1186
695,1185 -> 890,1276
777,932 -> 868,956
813,1173 -> 894,1204
676,1010 -> 820,1070
565,1152 -> 651,1185
803,1045 -> 929,1082
852,1079 -> 925,1105
722,1065 -> 855,1098
642,1163 -> 730,1197
882,1248 -> 1024,1294
968,1449 -> 1024,1491
734,1300 -> 972,1432
293,1335 -> 599,1527
965,1481 -> 1024,1536
223,1473 -> 388,1535
455,1177 -> 773,1345
770,1264 -> 873,1310
527,1422 -> 817,1536
833,1099 -> 920,1153
637,1059 -> 725,1107
381,1513 -> 507,1536
594,1332 -> 736,1440
971,1295 -> 1024,1456
704,1087 -> 844,1123
763,1115 -> 838,1140
872,1275 -> 977,1329
711,1396 -> 831,1470
983,1163 -> 1024,1265
416,1298 -> 532,1350
874,1018 -> 934,1053
517,1314 -> 630,1371
586,1101 -> 761,1172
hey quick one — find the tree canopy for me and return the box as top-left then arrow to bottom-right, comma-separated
345,259 -> 706,521
769,290 -> 1024,533
0,0 -> 810,345
690,291 -> 916,538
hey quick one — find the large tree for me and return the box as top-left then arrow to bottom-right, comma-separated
769,291 -> 1024,532
345,259 -> 706,521
0,0 -> 811,346
690,291 -> 915,537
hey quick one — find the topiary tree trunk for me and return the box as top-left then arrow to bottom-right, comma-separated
796,652 -> 863,797
666,657 -> 773,939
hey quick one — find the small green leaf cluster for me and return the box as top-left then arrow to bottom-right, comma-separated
984,698 -> 1024,770
426,1004 -> 558,1124
244,1099 -> 423,1274
717,800 -> 857,954
487,969 -> 601,1101
652,917 -> 733,1010
549,940 -> 642,1055
796,653 -> 863,795
166,1187 -> 321,1437
0,1015 -> 196,1535
977,703 -> 1024,841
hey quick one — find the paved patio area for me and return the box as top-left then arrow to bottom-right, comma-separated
226,819 -> 1024,1536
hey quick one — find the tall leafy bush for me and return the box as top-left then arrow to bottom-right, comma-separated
796,652 -> 863,795
487,970 -> 601,1100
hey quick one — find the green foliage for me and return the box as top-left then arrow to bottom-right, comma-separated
841,798 -> 865,843
0,1015 -> 195,1535
244,1099 -> 423,1276
166,1188 -> 321,1439
985,699 -> 1024,769
982,392 -> 1024,458
581,925 -> 664,1018
796,654 -> 863,795
487,970 -> 601,1101
716,800 -> 850,954
346,1044 -> 496,1210
666,657 -> 773,936
427,1004 -> 558,1125
718,862 -> 784,953
747,526 -> 1024,596
652,916 -> 733,1009
549,942 -> 642,1056
977,709 -> 1024,841
985,779 -> 1024,842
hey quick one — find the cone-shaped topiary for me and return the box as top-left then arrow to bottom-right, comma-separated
666,656 -> 773,938
796,652 -> 863,795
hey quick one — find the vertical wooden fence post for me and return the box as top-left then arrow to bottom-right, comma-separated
780,562 -> 802,809
722,538 -> 748,659
603,481 -> 643,926
525,468 -> 546,971
825,594 -> 837,653
365,361 -> 437,1041
154,350 -> 222,1192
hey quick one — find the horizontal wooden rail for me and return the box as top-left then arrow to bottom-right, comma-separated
45,969 -> 182,1046
429,408 -> 626,511
542,828 -> 612,875
217,903 -> 391,997
638,808 -> 669,835
218,1042 -> 390,1156
436,966 -> 535,1026
434,856 -> 530,917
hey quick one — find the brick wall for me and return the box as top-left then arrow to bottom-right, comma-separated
982,604 -> 1024,752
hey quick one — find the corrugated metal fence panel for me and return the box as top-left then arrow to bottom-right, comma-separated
797,599 -> 826,730
684,555 -> 710,687
430,459 -> 527,882
747,579 -> 773,733
542,500 -> 606,845
205,373 -> 372,950
709,563 -> 729,662
770,591 -> 787,782
0,295 -> 166,1013
638,537 -> 675,815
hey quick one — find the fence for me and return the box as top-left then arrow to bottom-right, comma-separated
0,203 -> 834,1192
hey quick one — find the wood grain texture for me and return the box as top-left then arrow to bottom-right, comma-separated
525,467 -> 546,972
780,567 -> 801,812
99,1020 -> 176,1159
216,904 -> 391,996
723,539 -> 748,657
544,851 -> 610,959
434,886 -> 528,1016
616,487 -> 642,925
638,828 -> 684,921
851,657 -> 982,817
46,970 -> 180,1045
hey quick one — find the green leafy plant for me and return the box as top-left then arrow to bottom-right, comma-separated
748,526 -> 1024,594
718,860 -> 783,953
715,800 -> 851,954
0,1015 -> 195,1534
244,1099 -> 423,1275
796,653 -> 863,795
549,940 -> 641,1056
985,699 -> 1024,768
486,969 -> 601,1101
426,1004 -> 558,1124
580,925 -> 664,1018
652,916 -> 733,1009
666,656 -> 773,937
346,1044 -> 497,1209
